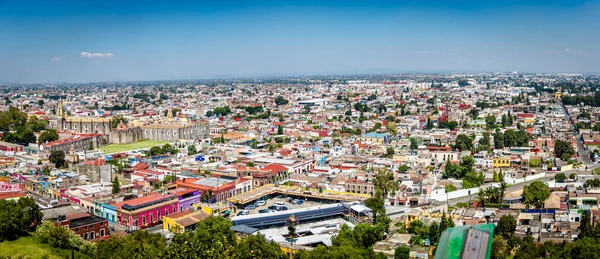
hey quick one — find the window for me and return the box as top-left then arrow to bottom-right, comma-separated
90,232 -> 95,240
100,229 -> 105,237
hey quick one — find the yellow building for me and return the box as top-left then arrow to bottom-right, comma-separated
162,210 -> 210,233
492,157 -> 511,168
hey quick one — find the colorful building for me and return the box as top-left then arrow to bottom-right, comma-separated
172,188 -> 201,212
162,210 -> 210,233
176,177 -> 238,204
56,212 -> 111,241
358,132 -> 391,145
113,193 -> 179,228
492,157 -> 511,168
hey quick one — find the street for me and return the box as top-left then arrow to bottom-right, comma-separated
446,163 -> 600,206
562,102 -> 592,164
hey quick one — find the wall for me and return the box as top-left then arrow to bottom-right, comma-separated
119,202 -> 178,227
429,172 -> 547,202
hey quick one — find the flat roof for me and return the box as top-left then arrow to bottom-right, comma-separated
298,99 -> 328,103
254,157 -> 298,165
192,177 -> 233,187
69,214 -> 106,228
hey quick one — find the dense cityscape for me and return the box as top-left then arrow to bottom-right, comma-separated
3,0 -> 600,258
0,72 -> 599,258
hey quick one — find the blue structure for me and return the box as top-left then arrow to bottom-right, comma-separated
232,203 -> 350,229
103,203 -> 117,223
361,132 -> 391,143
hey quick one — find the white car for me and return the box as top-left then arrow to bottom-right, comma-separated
256,201 -> 266,206
274,201 -> 285,206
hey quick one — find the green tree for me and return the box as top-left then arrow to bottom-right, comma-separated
111,116 -> 128,128
454,134 -> 473,151
399,164 -> 409,173
148,146 -> 162,156
232,233 -> 285,259
425,117 -> 434,130
496,215 -> 516,239
0,197 -> 43,241
188,144 -> 197,155
580,210 -> 592,238
373,168 -> 399,200
112,176 -> 120,195
555,139 -> 575,161
96,229 -> 166,259
554,173 -> 567,183
303,104 -> 311,114
384,147 -> 395,158
365,197 -> 385,224
428,222 -> 440,245
445,184 -> 457,192
277,125 -> 283,135
569,172 -> 577,180
522,180 -> 550,208
162,216 -> 238,258
491,235 -> 509,259
37,130 -> 58,144
394,245 -> 410,259
274,96 -> 289,105
25,115 -> 48,131
485,115 -> 496,129
409,137 -> 418,150
493,131 -> 504,149
49,150 -> 66,168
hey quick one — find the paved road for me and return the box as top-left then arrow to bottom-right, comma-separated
446,164 -> 600,206
562,102 -> 592,164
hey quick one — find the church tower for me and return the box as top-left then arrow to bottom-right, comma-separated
167,107 -> 173,121
57,100 -> 65,118
56,100 -> 65,131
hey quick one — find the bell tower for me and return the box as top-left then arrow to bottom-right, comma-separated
57,100 -> 65,118
167,107 -> 173,121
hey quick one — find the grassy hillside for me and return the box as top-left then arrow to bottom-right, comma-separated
0,236 -> 90,259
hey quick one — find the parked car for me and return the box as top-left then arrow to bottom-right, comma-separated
268,205 -> 278,210
237,210 -> 250,216
275,201 -> 285,206
259,209 -> 270,213
295,199 -> 304,205
245,205 -> 257,210
279,206 -> 288,211
286,197 -> 293,203
255,201 -> 266,206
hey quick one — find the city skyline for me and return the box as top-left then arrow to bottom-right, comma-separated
1,0 -> 600,83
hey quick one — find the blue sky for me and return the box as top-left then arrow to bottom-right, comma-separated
1,0 -> 599,83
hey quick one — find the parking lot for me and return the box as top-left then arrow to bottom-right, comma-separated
238,196 -> 327,216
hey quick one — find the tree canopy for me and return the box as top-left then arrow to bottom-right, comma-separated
0,197 -> 43,241
522,180 -> 550,208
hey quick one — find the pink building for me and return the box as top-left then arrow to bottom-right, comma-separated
113,193 -> 179,228
0,182 -> 22,193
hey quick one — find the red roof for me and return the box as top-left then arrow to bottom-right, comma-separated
517,113 -> 535,118
313,130 -> 329,137
261,164 -> 289,175
113,193 -> 169,209
84,158 -> 106,166
132,162 -> 149,170
0,192 -> 26,200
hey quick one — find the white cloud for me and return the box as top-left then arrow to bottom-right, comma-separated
80,52 -> 115,58
50,56 -> 62,62
564,48 -> 571,52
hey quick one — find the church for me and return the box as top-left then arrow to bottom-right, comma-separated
53,101 -> 209,144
